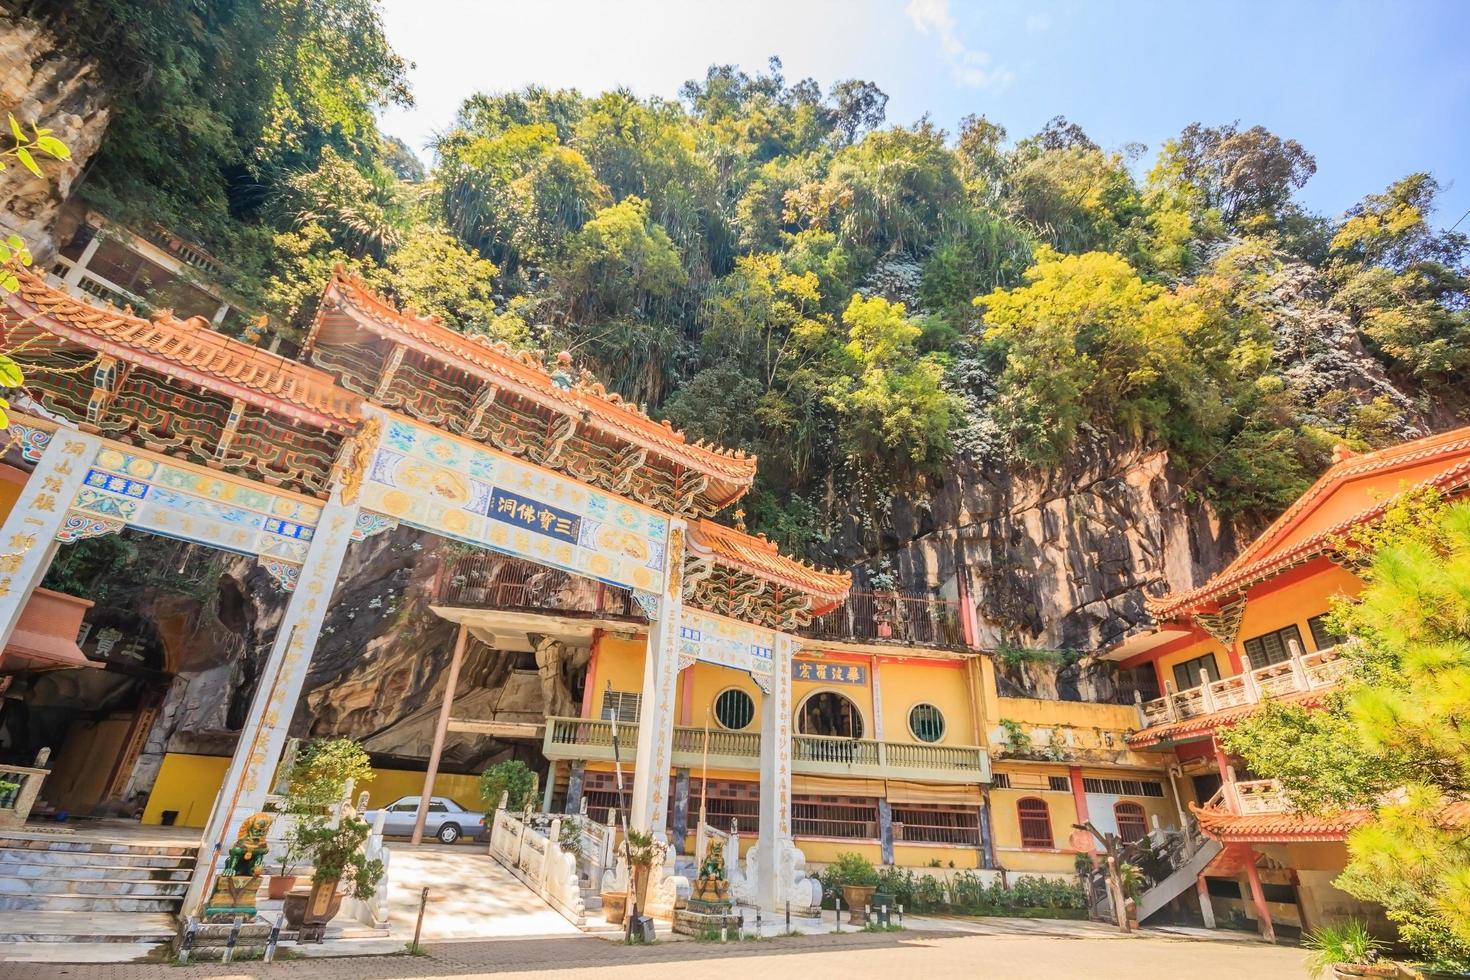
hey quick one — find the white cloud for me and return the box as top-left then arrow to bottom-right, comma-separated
904,0 -> 1013,89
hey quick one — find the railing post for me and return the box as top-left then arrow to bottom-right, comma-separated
1198,669 -> 1216,713
1162,681 -> 1179,722
1287,639 -> 1310,691
1133,691 -> 1147,730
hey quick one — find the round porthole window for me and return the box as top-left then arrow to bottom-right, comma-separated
908,703 -> 945,743
714,688 -> 756,730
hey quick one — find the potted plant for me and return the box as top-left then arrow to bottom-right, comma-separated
830,852 -> 880,924
284,817 -> 384,935
267,820 -> 313,900
620,829 -> 667,914
1304,921 -> 1393,979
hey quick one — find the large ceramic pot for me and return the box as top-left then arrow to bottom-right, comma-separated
267,875 -> 298,900
841,884 -> 876,925
283,880 -> 343,937
602,891 -> 627,925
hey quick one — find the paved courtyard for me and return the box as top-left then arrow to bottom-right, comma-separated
0,925 -> 1308,979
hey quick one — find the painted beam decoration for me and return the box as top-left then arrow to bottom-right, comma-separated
61,443 -> 323,587
677,607 -> 775,691
360,415 -> 668,592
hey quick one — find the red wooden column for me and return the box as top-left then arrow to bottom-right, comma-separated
1243,850 -> 1277,943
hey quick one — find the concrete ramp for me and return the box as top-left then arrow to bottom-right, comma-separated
386,844 -> 581,941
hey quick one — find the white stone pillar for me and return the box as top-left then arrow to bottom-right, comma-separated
629,518 -> 686,839
181,487 -> 363,915
757,632 -> 795,908
0,427 -> 100,649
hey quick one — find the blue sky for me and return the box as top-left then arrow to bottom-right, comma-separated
378,0 -> 1470,229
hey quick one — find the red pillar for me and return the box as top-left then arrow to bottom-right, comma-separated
1212,736 -> 1231,782
1243,851 -> 1277,943
953,539 -> 980,649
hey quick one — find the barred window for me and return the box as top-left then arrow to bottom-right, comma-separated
1243,624 -> 1305,669
990,773 -> 1011,789
600,690 -> 641,723
908,703 -> 945,743
1308,614 -> 1345,651
892,805 -> 980,846
792,796 -> 879,839
714,688 -> 755,731
1017,797 -> 1053,848
1047,775 -> 1070,792
1114,802 -> 1148,844
1083,778 -> 1164,798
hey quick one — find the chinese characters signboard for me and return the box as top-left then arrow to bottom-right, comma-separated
792,659 -> 867,685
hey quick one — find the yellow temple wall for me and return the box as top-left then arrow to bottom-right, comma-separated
1154,635 -> 1230,689
593,633 -> 647,715
683,661 -> 762,728
877,659 -> 976,744
1232,564 -> 1362,661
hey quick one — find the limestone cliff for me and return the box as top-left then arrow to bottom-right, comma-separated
0,16 -> 109,259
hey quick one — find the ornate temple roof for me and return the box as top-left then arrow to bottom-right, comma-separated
1191,799 -> 1470,844
1149,426 -> 1470,621
310,269 -> 757,506
5,267 -> 360,429
687,519 -> 851,606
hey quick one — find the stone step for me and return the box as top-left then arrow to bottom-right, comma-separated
0,836 -> 199,859
0,847 -> 195,870
0,862 -> 193,882
0,893 -> 184,913
0,875 -> 189,897
0,911 -> 178,944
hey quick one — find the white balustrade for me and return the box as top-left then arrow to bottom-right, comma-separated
1136,644 -> 1353,731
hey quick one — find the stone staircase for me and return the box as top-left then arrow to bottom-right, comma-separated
0,833 -> 195,918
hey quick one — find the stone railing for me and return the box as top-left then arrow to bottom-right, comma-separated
543,717 -> 990,783
487,801 -> 587,927
1229,778 -> 1292,815
1136,645 -> 1348,730
0,765 -> 48,830
342,805 -> 391,931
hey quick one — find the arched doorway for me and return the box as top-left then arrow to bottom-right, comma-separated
797,691 -> 864,738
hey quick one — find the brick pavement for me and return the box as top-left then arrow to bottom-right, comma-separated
0,928 -> 1308,980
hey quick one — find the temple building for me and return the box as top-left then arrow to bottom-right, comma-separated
1104,426 -> 1470,941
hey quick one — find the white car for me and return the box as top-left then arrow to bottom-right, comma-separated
362,795 -> 486,844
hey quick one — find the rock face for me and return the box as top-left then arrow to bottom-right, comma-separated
833,438 -> 1235,658
0,17 -> 110,259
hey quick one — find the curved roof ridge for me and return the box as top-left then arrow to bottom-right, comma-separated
687,518 -> 851,602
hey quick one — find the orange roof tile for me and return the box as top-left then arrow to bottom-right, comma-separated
1192,800 -> 1470,844
314,270 -> 757,498
687,519 -> 851,604
1150,427 -> 1470,620
5,268 -> 360,429
1126,688 -> 1326,748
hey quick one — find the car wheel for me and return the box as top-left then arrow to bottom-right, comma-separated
437,823 -> 461,845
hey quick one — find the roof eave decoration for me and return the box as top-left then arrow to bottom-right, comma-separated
312,270 -> 757,498
683,519 -> 851,630
4,267 -> 360,430
1149,430 -> 1470,621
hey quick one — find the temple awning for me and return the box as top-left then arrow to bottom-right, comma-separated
686,519 -> 850,607
1126,687 -> 1327,748
4,267 -> 360,430
1191,799 -> 1470,844
1150,427 -> 1470,622
0,588 -> 97,673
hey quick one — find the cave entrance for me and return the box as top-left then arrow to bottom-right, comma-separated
0,528 -> 231,824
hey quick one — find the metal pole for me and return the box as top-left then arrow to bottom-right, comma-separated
413,886 -> 430,951
608,681 -> 635,943
413,623 -> 468,845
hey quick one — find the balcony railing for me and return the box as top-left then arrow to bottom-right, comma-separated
434,552 -> 638,619
0,765 -> 49,829
1202,775 -> 1292,818
1136,645 -> 1350,731
797,590 -> 968,649
542,717 -> 990,783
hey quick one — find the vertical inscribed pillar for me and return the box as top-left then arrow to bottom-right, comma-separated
630,519 -> 686,839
